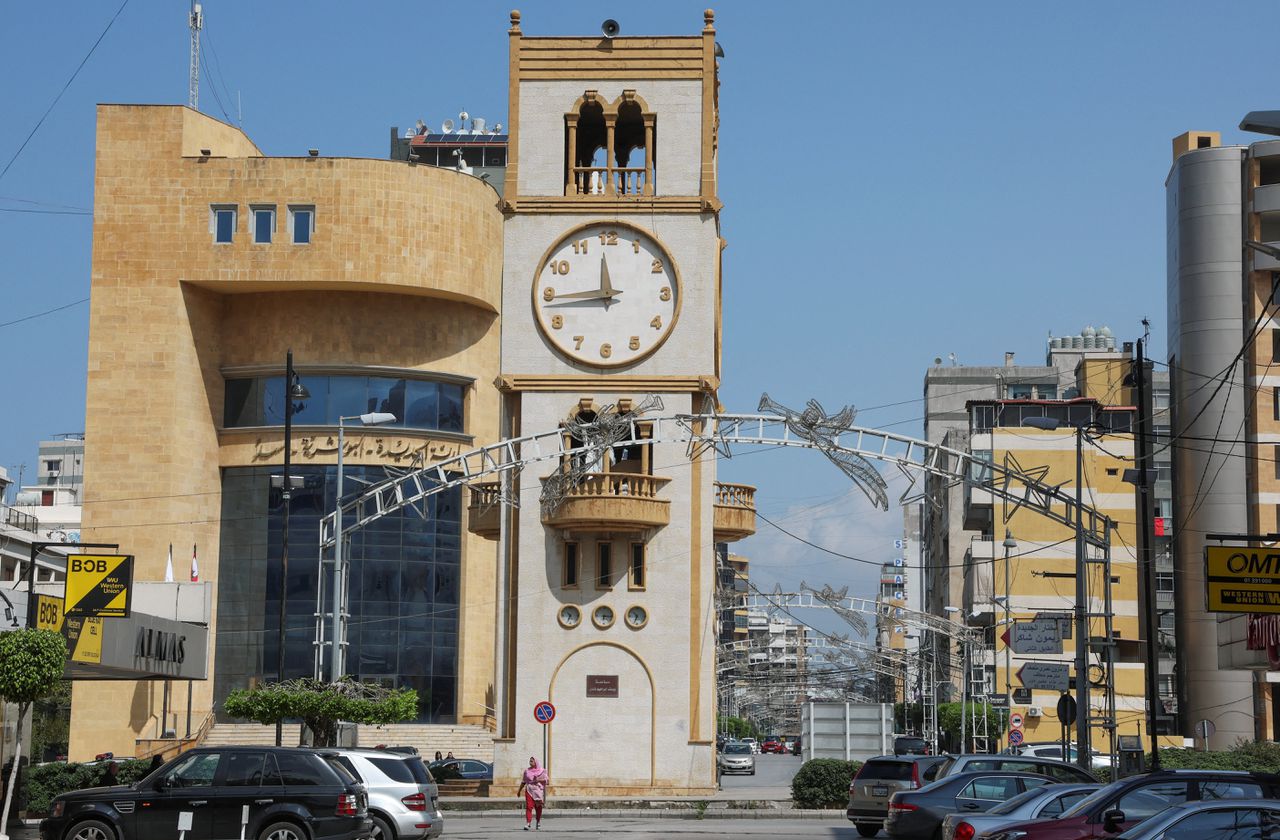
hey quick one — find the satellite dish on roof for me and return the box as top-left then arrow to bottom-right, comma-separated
404,128 -> 415,138
442,119 -> 455,133
494,123 -> 503,133
459,110 -> 470,123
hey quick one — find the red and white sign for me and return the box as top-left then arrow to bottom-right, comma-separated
1009,712 -> 1024,729
1009,729 -> 1025,746
533,700 -> 556,724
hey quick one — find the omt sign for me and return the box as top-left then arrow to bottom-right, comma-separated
1205,546 -> 1280,613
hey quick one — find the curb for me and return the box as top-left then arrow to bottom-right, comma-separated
441,808 -> 847,820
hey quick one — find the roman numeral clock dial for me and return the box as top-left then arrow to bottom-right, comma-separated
533,222 -> 680,367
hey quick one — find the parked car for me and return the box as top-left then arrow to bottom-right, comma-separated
742,737 -> 760,755
718,742 -> 756,775
791,738 -> 802,756
933,754 -> 1098,784
1113,799 -> 1280,840
894,736 -> 930,756
847,754 -> 950,837
885,771 -> 1061,840
39,746 -> 371,840
1013,743 -> 1109,772
982,770 -> 1280,840
941,783 -> 1100,840
427,757 -> 493,781
761,736 -> 784,754
328,748 -> 443,839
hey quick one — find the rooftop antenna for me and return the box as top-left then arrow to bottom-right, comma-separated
188,1 -> 203,111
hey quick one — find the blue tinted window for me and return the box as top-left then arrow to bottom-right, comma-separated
253,208 -> 274,243
292,208 -> 312,244
223,375 -> 462,432
215,208 -> 235,243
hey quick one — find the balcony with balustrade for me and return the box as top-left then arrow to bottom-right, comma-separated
540,472 -> 671,534
713,482 -> 756,542
466,482 -> 502,540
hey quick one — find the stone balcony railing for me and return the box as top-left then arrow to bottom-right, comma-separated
540,472 -> 671,534
713,482 -> 756,542
466,482 -> 503,540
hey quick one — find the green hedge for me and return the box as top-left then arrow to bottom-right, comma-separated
23,759 -> 153,815
791,758 -> 861,809
1155,741 -> 1280,773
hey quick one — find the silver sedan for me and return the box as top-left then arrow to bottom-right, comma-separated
941,783 -> 1099,840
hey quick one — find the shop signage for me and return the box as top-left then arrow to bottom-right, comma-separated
64,554 -> 132,618
1205,546 -> 1280,614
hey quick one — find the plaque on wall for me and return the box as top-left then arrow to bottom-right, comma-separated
586,674 -> 619,698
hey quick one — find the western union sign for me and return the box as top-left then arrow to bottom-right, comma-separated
34,594 -> 105,663
64,554 -> 133,619
1206,546 -> 1280,613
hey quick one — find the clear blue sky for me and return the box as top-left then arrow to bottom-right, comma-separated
1,1 -> 1274,607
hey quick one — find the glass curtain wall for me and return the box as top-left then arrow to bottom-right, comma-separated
215,465 -> 461,722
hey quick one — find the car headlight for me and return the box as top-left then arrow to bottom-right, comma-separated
50,800 -> 64,819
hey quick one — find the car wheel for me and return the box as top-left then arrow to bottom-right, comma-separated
259,821 -> 307,840
68,820 -> 116,840
369,813 -> 396,840
856,825 -> 880,838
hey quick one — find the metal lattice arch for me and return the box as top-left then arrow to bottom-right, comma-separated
313,406 -> 1115,754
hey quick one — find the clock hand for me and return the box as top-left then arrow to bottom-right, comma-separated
600,253 -> 619,298
551,287 -> 624,301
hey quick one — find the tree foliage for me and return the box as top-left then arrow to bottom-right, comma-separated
792,758 -> 862,809
717,715 -> 760,741
937,702 -> 1008,751
223,678 -> 417,747
0,629 -> 67,706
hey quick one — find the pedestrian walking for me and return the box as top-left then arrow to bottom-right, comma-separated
516,755 -> 549,830
434,751 -> 443,761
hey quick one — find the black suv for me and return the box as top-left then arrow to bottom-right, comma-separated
40,746 -> 371,840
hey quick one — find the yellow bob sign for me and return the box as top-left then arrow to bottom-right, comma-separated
1206,546 -> 1280,613
64,554 -> 133,619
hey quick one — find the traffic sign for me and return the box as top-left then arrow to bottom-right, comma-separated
533,700 -> 556,724
64,554 -> 133,619
1008,729 -> 1024,746
1010,619 -> 1065,655
1057,694 -> 1078,727
1196,719 -> 1215,741
1016,662 -> 1070,691
1009,712 -> 1024,729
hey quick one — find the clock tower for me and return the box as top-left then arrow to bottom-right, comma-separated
488,10 -> 724,795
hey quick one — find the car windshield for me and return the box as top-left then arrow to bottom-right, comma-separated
725,744 -> 751,755
1061,780 -> 1128,818
988,788 -> 1047,815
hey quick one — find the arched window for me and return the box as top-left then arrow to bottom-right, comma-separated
565,90 -> 655,197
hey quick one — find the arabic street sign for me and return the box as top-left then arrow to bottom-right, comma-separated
1205,546 -> 1280,613
1010,619 -> 1065,655
1016,662 -> 1070,691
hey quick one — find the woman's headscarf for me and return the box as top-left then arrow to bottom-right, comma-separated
522,756 -> 548,784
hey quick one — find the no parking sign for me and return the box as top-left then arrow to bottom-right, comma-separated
1009,729 -> 1025,746
534,700 -> 556,724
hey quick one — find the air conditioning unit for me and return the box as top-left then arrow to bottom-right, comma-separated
1026,706 -> 1044,717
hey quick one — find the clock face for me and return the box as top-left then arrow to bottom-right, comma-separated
592,605 -> 616,629
625,605 -> 648,629
533,222 -> 680,367
558,605 -> 581,629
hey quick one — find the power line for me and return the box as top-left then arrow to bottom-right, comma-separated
0,0 -> 130,184
0,297 -> 89,329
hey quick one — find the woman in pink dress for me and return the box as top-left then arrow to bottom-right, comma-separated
516,755 -> 549,830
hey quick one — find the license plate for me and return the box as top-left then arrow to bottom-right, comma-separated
873,785 -> 890,797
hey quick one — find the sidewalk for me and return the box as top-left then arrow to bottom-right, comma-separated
440,791 -> 843,820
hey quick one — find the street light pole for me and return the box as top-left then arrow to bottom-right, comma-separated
331,412 -> 396,683
275,350 -> 309,747
1002,530 -> 1017,724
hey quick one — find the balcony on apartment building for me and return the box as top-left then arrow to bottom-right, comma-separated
713,482 -> 757,542
963,535 -> 996,625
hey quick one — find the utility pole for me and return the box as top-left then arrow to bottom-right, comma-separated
1133,336 -> 1161,769
1074,425 -> 1091,769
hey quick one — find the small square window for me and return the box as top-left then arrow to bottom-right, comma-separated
211,206 -> 236,243
252,206 -> 276,244
289,206 -> 314,244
